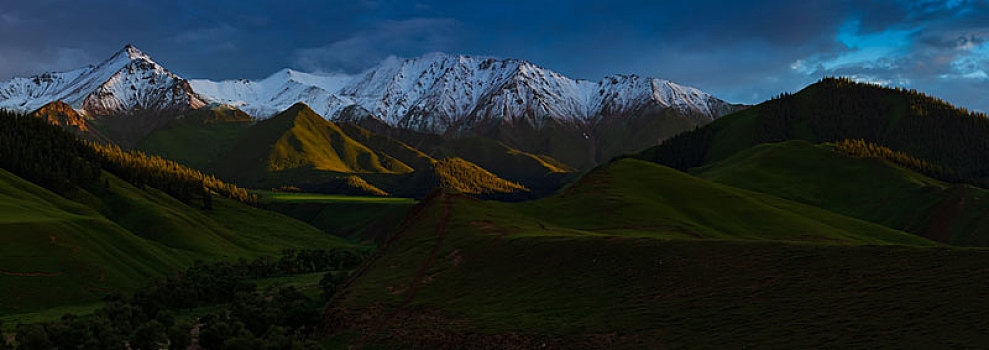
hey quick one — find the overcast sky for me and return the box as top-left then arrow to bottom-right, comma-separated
1,0 -> 986,110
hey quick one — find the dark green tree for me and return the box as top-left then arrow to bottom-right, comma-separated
167,323 -> 192,350
13,324 -> 51,350
320,271 -> 349,300
130,320 -> 167,350
0,321 -> 11,350
47,314 -> 88,349
82,319 -> 126,350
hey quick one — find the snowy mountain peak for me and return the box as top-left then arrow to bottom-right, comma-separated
119,44 -> 154,62
97,44 -> 158,74
0,45 -> 204,116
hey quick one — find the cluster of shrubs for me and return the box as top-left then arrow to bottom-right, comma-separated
91,142 -> 258,205
834,139 -> 958,182
0,249 -> 364,350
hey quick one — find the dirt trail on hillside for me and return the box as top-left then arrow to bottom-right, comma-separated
349,195 -> 454,348
400,195 -> 452,304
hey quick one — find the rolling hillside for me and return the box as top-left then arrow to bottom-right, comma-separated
0,166 -> 355,315
0,168 -> 184,314
693,140 -> 989,246
504,158 -> 929,244
136,104 -> 254,170
323,159 -> 989,349
218,102 -> 412,177
0,111 -> 358,315
635,77 -> 989,187
132,103 -> 541,199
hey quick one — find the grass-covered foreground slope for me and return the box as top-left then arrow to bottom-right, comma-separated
323,159 -> 982,348
0,168 -> 184,314
693,140 -> 989,246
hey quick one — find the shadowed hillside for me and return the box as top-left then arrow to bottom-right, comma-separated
635,77 -> 989,186
136,104 -> 254,170
693,140 -> 989,246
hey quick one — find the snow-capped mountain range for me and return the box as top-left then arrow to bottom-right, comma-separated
191,53 -> 739,133
0,45 -> 738,134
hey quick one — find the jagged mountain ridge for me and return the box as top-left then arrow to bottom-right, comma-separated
0,45 -> 205,116
190,53 -> 741,134
0,45 -> 738,134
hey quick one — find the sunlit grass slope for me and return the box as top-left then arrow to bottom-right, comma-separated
218,103 -> 411,177
428,137 -> 574,194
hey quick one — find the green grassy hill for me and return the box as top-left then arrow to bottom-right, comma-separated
336,122 -> 574,196
0,166 -> 356,316
692,140 -> 989,246
218,103 -> 412,177
0,110 -> 359,316
427,137 -> 574,196
512,158 -> 930,244
134,104 -> 536,199
337,124 -> 575,194
326,159 -> 989,349
425,158 -> 530,197
336,123 -> 436,170
635,77 -> 989,187
136,104 -> 254,170
339,157 -> 531,200
0,168 -> 185,314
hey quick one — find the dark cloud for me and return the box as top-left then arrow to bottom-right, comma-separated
0,0 -> 987,111
293,18 -> 462,73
